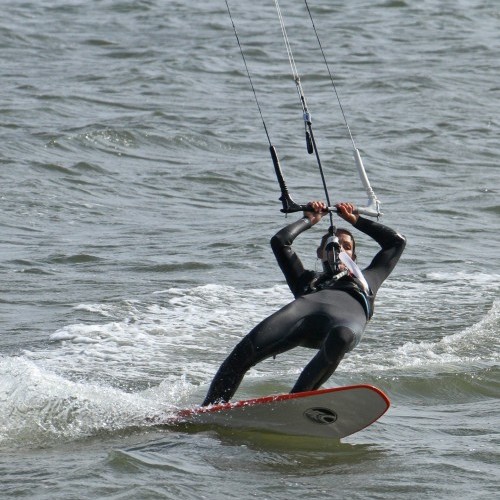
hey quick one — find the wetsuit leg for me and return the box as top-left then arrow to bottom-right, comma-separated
291,325 -> 356,393
202,336 -> 256,406
202,298 -> 313,406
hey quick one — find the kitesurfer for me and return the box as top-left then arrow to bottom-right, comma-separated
202,200 -> 405,406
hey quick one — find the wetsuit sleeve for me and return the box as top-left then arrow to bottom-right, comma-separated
270,217 -> 315,298
353,217 -> 406,295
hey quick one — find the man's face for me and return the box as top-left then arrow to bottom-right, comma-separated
317,232 -> 355,262
337,233 -> 355,259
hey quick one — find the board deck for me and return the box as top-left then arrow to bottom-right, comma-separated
170,384 -> 390,440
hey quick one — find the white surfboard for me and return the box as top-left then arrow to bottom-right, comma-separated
171,385 -> 390,440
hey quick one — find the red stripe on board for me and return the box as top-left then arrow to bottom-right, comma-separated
177,384 -> 390,419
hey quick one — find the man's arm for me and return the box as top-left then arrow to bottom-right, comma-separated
270,201 -> 327,297
354,217 -> 406,293
336,202 -> 406,294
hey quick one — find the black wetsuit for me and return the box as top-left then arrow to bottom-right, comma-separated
202,216 -> 406,406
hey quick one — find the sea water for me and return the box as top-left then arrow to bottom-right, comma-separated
1,0 -> 499,498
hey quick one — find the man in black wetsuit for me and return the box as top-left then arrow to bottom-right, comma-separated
202,200 -> 406,406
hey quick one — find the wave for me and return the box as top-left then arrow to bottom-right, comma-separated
344,298 -> 500,373
0,355 -> 189,450
23,284 -> 500,384
2,284 -> 497,450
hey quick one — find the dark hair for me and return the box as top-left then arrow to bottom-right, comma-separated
318,228 -> 357,261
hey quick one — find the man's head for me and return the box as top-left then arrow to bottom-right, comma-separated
317,228 -> 357,264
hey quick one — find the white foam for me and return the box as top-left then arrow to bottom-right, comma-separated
21,285 -> 291,403
40,283 -> 500,380
426,270 -> 500,286
345,299 -> 500,373
0,355 -> 187,449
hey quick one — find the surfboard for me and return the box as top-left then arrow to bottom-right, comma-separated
171,384 -> 390,440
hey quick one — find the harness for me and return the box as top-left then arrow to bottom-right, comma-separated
306,271 -> 374,320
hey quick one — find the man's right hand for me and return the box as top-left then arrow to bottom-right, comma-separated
304,200 -> 328,225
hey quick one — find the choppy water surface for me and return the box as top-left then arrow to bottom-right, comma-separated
1,0 -> 499,498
